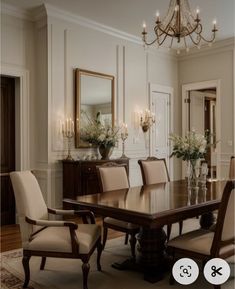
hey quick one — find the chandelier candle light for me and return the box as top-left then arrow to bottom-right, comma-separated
62,118 -> 75,160
142,0 -> 218,53
120,123 -> 128,159
140,109 -> 155,132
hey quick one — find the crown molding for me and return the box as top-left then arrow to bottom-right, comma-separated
44,3 -> 142,45
178,37 -> 235,61
0,3 -> 34,21
1,3 -> 234,59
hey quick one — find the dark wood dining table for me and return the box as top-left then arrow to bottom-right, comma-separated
64,180 -> 226,282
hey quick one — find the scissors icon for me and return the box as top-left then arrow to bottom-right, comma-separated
211,266 -> 223,277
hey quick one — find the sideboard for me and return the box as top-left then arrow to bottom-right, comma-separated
62,159 -> 129,200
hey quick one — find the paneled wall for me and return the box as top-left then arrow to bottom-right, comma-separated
1,4 -> 234,209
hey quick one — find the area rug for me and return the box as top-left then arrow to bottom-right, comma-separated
1,223 -> 234,289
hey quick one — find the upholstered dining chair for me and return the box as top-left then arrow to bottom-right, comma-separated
229,156 -> 235,179
167,180 -> 235,289
96,162 -> 139,261
138,157 -> 182,241
10,171 -> 102,289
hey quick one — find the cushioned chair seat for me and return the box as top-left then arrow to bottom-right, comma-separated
27,224 -> 101,254
168,229 -> 235,256
104,217 -> 139,230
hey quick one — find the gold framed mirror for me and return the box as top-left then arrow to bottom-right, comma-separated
75,69 -> 115,148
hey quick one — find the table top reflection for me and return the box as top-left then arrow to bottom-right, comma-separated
64,180 -> 226,227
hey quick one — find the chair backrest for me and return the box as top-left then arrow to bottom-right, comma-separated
211,180 -> 235,257
229,156 -> 235,179
138,157 -> 170,185
97,162 -> 129,192
10,171 -> 48,246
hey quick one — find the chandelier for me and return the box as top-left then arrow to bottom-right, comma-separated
142,0 -> 218,53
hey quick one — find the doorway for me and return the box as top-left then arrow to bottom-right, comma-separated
1,76 -> 16,225
150,84 -> 173,179
182,80 -> 221,180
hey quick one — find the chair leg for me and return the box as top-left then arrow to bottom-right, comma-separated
96,240 -> 102,271
82,261 -> 90,289
167,224 -> 172,241
22,255 -> 31,288
124,233 -> 129,244
40,256 -> 46,270
179,221 -> 183,235
214,286 -> 220,289
129,233 -> 136,261
102,226 -> 108,249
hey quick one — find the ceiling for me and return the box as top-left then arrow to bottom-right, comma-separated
2,0 -> 235,42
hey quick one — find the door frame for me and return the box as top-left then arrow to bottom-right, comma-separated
182,79 -> 221,179
1,65 -> 30,170
149,83 -> 174,180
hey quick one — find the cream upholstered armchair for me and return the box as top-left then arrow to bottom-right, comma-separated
10,171 -> 102,289
97,163 -> 139,261
167,180 -> 235,289
138,157 -> 182,240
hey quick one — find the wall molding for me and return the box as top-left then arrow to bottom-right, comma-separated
179,38 -> 235,61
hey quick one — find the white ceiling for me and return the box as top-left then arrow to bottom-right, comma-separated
2,0 -> 235,41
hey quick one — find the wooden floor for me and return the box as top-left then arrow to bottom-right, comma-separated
0,217 -> 124,253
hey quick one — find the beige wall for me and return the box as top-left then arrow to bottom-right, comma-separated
1,5 -> 234,207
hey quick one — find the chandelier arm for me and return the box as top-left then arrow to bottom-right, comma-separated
199,32 -> 216,43
188,33 -> 201,46
154,26 -> 165,38
154,7 -> 178,38
158,32 -> 170,46
143,38 -> 159,46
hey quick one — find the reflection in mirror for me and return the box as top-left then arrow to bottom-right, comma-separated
75,69 -> 114,148
188,88 -> 217,179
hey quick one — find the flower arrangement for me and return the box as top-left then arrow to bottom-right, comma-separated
169,130 -> 210,161
81,112 -> 120,148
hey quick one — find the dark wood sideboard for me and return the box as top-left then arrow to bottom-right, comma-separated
62,158 -> 129,200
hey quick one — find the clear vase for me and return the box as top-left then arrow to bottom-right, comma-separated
186,159 -> 200,189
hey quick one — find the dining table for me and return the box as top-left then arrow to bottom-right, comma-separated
63,180 -> 226,283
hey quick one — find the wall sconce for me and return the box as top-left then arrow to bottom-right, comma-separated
140,109 -> 155,132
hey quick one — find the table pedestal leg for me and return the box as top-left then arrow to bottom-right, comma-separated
137,226 -> 167,282
112,226 -> 168,283
200,212 -> 215,229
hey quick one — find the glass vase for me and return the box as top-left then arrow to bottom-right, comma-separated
186,159 -> 200,189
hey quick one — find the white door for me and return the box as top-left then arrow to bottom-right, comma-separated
151,91 -> 170,172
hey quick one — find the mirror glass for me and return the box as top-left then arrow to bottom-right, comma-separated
75,69 -> 114,148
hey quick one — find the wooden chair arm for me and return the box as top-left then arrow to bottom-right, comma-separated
25,216 -> 79,254
47,208 -> 96,224
25,216 -> 78,229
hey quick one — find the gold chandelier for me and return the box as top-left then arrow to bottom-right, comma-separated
142,0 -> 218,53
